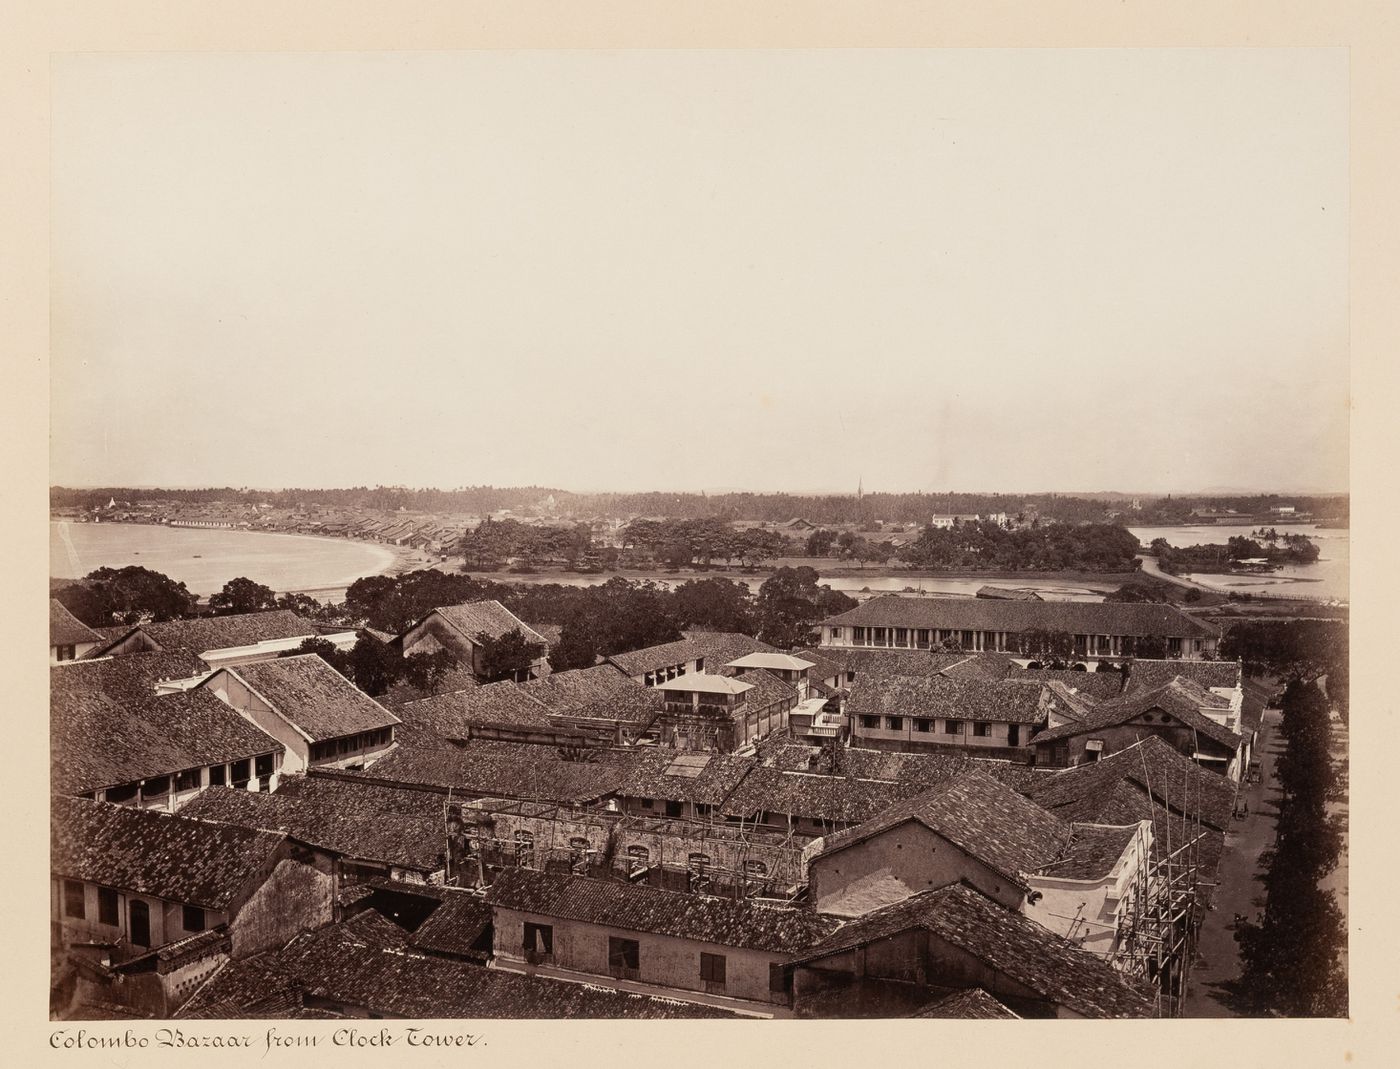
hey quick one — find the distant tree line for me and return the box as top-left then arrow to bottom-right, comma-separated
51,485 -> 1350,527
1149,534 -> 1320,575
895,521 -> 1142,572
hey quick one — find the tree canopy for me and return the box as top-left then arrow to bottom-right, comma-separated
56,566 -> 195,626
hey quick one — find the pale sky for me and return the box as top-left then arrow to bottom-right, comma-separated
50,49 -> 1348,495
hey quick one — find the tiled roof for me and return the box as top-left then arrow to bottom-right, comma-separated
721,766 -> 917,826
520,665 -> 663,727
938,652 -> 1022,680
219,655 -> 400,742
51,795 -> 286,911
429,601 -> 547,647
794,884 -> 1155,1019
362,738 -> 625,805
812,648 -> 971,678
1027,735 -> 1236,832
794,647 -> 846,681
407,891 -> 494,960
846,674 -> 1050,725
1006,666 -> 1127,700
1030,679 -> 1241,750
400,681 -> 555,735
1239,678 -> 1274,736
177,912 -> 736,1019
178,780 -> 447,872
736,667 -> 798,710
99,610 -> 323,655
606,631 -> 777,678
822,595 -> 1220,640
613,749 -> 756,806
1037,823 -> 1142,881
51,599 -> 102,647
1124,658 -> 1241,695
911,987 -> 1021,1019
726,652 -> 815,672
815,771 -> 1073,884
758,744 -> 994,792
487,869 -> 843,954
51,656 -> 280,795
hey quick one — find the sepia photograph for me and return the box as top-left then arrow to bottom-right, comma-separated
42,42 -> 1352,1029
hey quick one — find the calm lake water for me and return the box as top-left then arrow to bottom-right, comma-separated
1127,524 -> 1349,602
50,521 -> 398,597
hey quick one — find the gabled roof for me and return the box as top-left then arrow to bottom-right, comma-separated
519,665 -> 663,727
814,770 -> 1074,885
94,610 -> 324,656
363,738 -> 625,805
51,654 -> 279,795
51,796 -> 286,911
1035,823 -> 1144,881
178,781 -> 446,872
720,766 -> 917,826
606,631 -> 777,678
51,599 -> 102,647
846,674 -> 1049,725
426,601 -> 546,647
1027,735 -> 1237,833
911,988 -> 1021,1019
793,883 -> 1156,1018
821,595 -> 1220,640
612,749 -> 756,806
793,647 -> 846,681
486,869 -> 843,954
1124,658 -> 1241,695
399,681 -> 556,736
176,912 -> 738,1019
735,668 -> 797,709
1029,679 -> 1241,750
211,655 -> 400,742
1006,665 -> 1126,700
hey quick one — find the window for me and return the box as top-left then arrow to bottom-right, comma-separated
944,720 -> 964,735
694,803 -> 713,819
915,629 -> 930,648
56,644 -> 76,661
828,629 -> 842,642
853,627 -> 866,646
961,630 -> 975,648
230,759 -> 251,786
183,905 -> 205,932
700,952 -> 727,993
637,797 -> 654,810
255,753 -> 274,779
129,900 -> 151,947
523,922 -> 554,962
743,860 -> 767,878
104,782 -> 138,804
1008,724 -> 1020,747
209,764 -> 227,787
63,880 -> 85,919
665,800 -> 684,818
694,658 -> 704,672
972,722 -> 991,738
140,775 -> 170,799
915,719 -> 931,733
173,768 -> 200,792
769,962 -> 793,999
97,886 -> 119,926
608,937 -> 640,980
860,715 -> 879,730
886,716 -> 903,731
846,671 -> 855,684
894,627 -> 909,647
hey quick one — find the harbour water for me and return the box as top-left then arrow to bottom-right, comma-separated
50,521 -> 399,598
1127,524 -> 1349,602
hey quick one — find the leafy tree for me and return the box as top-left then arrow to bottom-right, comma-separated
804,528 -> 837,557
345,635 -> 410,696
672,577 -> 756,633
1013,628 -> 1076,663
277,591 -> 326,616
755,566 -> 856,649
209,576 -> 278,615
401,649 -> 458,693
476,627 -> 545,683
552,616 -> 602,672
58,566 -> 195,626
280,636 -> 354,679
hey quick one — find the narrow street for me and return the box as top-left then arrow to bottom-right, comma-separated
1184,706 -> 1282,1017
